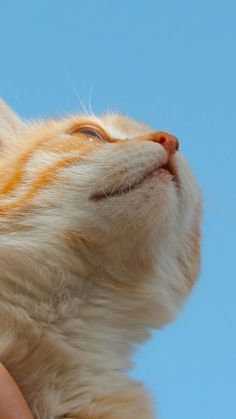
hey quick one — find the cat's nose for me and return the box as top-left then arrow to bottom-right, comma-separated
150,131 -> 179,158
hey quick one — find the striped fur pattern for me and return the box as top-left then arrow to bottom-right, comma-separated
0,100 -> 201,418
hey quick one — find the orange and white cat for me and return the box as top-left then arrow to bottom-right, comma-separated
0,100 -> 201,419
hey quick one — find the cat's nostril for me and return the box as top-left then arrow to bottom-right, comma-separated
158,136 -> 167,145
151,131 -> 179,157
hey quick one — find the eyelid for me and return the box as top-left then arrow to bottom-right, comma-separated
68,124 -> 117,143
68,124 -> 109,141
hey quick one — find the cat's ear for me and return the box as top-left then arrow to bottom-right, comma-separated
0,100 -> 25,133
0,100 -> 26,152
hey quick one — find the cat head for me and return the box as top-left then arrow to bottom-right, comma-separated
0,100 -> 201,326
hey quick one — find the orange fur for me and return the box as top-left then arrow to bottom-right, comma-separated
0,102 -> 201,419
0,156 -> 86,212
0,121 -> 104,196
0,136 -> 49,195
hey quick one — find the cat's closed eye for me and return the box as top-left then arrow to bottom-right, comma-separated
69,124 -> 107,143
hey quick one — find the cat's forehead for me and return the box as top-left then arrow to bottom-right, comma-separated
100,113 -> 150,140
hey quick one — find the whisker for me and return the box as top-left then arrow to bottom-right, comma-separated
88,84 -> 96,117
64,71 -> 89,115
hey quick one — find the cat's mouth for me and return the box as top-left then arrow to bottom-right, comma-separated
91,159 -> 178,202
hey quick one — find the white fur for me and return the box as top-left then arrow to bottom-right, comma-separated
0,103 -> 201,418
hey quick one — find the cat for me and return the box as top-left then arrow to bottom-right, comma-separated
0,99 -> 201,419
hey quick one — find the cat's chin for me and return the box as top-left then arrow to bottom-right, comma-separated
91,158 -> 178,202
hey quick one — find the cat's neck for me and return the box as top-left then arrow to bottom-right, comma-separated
0,233 -> 150,362
0,225 -> 182,370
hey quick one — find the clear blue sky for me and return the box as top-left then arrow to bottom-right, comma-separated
0,1 -> 235,418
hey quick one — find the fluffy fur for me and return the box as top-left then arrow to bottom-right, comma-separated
0,100 -> 201,418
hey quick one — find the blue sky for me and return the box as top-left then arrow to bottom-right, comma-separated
0,1 -> 235,418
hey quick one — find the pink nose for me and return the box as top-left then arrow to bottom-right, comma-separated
151,131 -> 179,158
